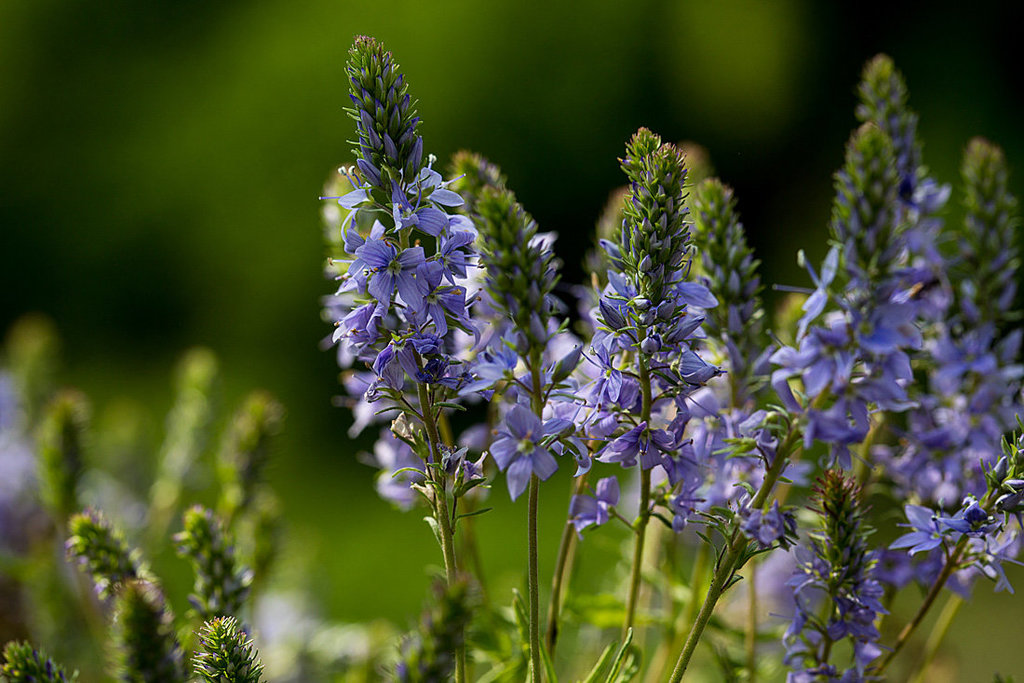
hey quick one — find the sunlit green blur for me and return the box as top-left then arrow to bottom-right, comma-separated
2,0 -> 1023,679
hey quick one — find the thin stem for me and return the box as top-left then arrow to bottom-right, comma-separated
416,378 -> 466,683
545,473 -> 588,655
746,560 -> 758,683
668,425 -> 799,683
874,536 -> 968,675
623,347 -> 654,637
908,593 -> 963,683
528,473 -> 542,682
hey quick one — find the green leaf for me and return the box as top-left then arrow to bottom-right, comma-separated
455,507 -> 493,521
435,402 -> 467,411
423,516 -> 442,546
580,642 -> 618,683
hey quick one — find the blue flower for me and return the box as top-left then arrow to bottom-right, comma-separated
489,405 -> 560,500
568,477 -> 619,537
356,238 -> 425,308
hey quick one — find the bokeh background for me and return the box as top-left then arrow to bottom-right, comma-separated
2,0 -> 1024,677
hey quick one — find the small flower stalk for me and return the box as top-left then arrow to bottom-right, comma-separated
65,508 -> 147,599
785,471 -> 884,679
174,505 -> 253,622
0,642 -> 76,683
112,580 -> 187,683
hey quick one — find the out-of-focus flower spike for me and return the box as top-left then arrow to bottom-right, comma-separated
36,389 -> 89,524
112,580 -> 187,683
192,616 -> 264,683
217,391 -> 285,527
0,641 -> 76,682
397,579 -> 473,682
65,508 -> 148,599
447,150 -> 507,216
4,313 -> 60,426
954,137 -> 1020,327
346,36 -> 424,192
855,54 -> 921,190
691,178 -> 769,401
830,122 -> 901,288
174,505 -> 252,622
149,348 -> 219,538
475,186 -> 561,348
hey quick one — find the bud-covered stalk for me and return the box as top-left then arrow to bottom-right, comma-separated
954,137 -> 1020,328
66,509 -> 146,599
37,390 -> 89,524
691,178 -> 768,403
855,54 -> 921,188
0,641 -> 75,682
346,35 -> 424,194
217,391 -> 284,526
192,617 -> 264,683
112,580 -> 187,683
448,150 -> 507,217
397,580 -> 472,683
174,506 -> 252,622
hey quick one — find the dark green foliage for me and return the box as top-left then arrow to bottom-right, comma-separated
174,506 -> 252,622
0,641 -> 76,683
397,580 -> 473,683
192,617 -> 264,683
65,509 -> 145,599
36,390 -> 89,523
474,186 -> 561,346
346,35 -> 424,192
217,391 -> 284,525
955,137 -> 1020,327
618,128 -> 691,305
111,581 -> 186,683
855,54 -> 921,184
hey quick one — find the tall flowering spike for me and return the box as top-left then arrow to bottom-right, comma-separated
954,137 -> 1020,327
112,580 -> 187,683
397,579 -> 472,683
217,391 -> 284,524
192,617 -> 264,683
174,505 -> 252,622
66,508 -> 146,599
0,641 -> 76,682
346,35 -> 423,192
691,178 -> 768,400
855,54 -> 921,187
785,470 -> 884,678
830,122 -> 901,287
4,313 -> 59,425
150,348 -> 218,534
447,150 -> 507,216
619,128 -> 691,305
475,186 -> 560,346
37,389 -> 89,523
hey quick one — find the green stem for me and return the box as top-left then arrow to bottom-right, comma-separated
545,472 -> 588,655
668,425 -> 799,683
908,593 -> 963,683
623,348 -> 654,637
746,560 -> 757,683
874,536 -> 968,675
528,473 -> 542,682
527,349 -> 545,681
416,379 -> 466,683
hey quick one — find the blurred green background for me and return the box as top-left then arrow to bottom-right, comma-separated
2,0 -> 1024,677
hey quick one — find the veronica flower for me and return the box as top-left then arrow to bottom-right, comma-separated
355,238 -> 425,308
568,477 -> 619,536
488,405 -> 561,500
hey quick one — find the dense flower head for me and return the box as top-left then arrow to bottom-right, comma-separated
830,123 -> 902,290
690,177 -> 770,402
953,137 -> 1020,328
473,186 -> 561,348
855,54 -> 921,190
193,617 -> 265,683
174,505 -> 253,621
618,128 -> 692,306
0,642 -> 75,683
346,35 -> 423,193
65,508 -> 147,599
